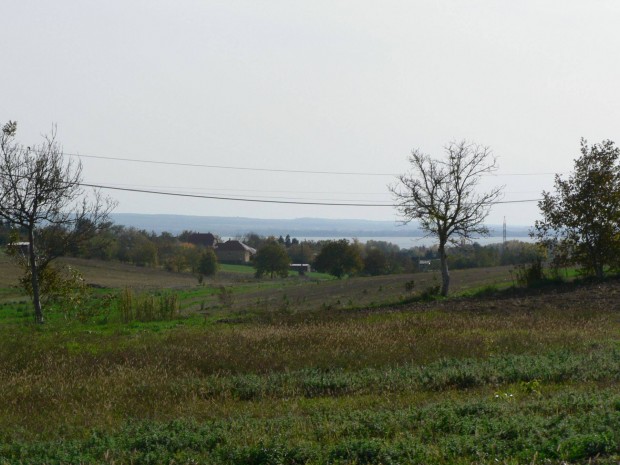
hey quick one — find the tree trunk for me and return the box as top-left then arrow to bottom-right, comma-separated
595,261 -> 604,279
28,227 -> 44,324
439,240 -> 450,296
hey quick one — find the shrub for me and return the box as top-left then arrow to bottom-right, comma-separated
117,288 -> 180,323
419,283 -> 441,300
514,258 -> 546,287
328,438 -> 384,464
559,433 -> 616,462
198,248 -> 219,277
217,286 -> 235,309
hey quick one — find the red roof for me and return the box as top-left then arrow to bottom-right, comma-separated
186,233 -> 217,247
216,240 -> 256,254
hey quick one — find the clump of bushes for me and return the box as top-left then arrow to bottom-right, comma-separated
118,288 -> 180,322
217,286 -> 235,309
514,258 -> 546,287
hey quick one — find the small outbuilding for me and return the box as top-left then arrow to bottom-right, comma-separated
6,241 -> 30,257
290,263 -> 311,275
418,260 -> 432,272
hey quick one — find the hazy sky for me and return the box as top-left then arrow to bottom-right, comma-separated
3,1 -> 619,227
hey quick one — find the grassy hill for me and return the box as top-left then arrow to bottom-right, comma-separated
0,257 -> 618,464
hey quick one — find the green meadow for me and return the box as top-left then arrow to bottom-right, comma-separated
0,255 -> 618,464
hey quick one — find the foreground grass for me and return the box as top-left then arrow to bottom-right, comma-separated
0,274 -> 619,463
2,385 -> 618,464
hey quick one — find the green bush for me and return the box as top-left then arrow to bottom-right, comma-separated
118,288 -> 179,323
559,433 -> 616,462
514,258 -> 546,287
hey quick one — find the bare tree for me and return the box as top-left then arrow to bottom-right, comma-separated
0,121 -> 116,323
390,140 -> 503,296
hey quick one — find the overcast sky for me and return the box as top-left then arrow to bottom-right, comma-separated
2,1 -> 619,227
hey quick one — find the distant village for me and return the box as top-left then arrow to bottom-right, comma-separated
184,233 -> 256,264
180,232 -> 313,274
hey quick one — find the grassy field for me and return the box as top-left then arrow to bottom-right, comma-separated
0,256 -> 618,464
0,254 -> 516,319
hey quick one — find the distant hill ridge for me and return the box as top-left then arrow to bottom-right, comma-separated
111,213 -> 530,238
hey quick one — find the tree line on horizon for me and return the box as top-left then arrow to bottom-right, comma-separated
0,219 -> 540,276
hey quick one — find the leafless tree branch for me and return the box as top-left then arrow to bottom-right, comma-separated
0,121 -> 117,323
389,140 -> 503,295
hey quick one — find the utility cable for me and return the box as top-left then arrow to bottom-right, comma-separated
92,181 -> 391,196
67,152 -> 395,176
82,182 -> 542,207
65,152 -> 559,177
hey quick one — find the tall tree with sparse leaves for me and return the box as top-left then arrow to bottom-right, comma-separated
390,140 -> 503,296
534,139 -> 620,278
0,121 -> 115,323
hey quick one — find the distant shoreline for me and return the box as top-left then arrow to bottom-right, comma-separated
111,213 -> 531,240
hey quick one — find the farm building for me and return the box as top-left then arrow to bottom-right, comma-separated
418,260 -> 432,272
215,240 -> 256,264
290,263 -> 311,275
185,232 -> 217,248
5,241 -> 30,256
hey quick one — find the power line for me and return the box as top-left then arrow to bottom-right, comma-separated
86,181 -> 549,203
92,182 -> 390,196
65,151 -> 560,177
81,183 -> 395,206
91,181 -> 545,197
82,182 -> 542,207
67,152 -> 396,176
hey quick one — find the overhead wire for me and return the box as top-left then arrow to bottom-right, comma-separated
72,151 -> 550,204
65,151 -> 560,177
81,182 -> 542,207
91,182 -> 391,196
92,181 -> 546,199
5,148 -> 549,206
66,152 -> 396,176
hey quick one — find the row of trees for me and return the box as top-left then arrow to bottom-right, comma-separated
3,214 -> 535,280
0,221 -> 218,273
251,235 -> 540,279
249,235 -> 419,277
253,238 -> 365,279
2,214 -> 539,280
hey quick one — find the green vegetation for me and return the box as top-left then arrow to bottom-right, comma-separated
0,220 -> 544,283
117,287 -> 180,322
219,263 -> 255,274
0,121 -> 115,323
535,139 -> 620,278
314,239 -> 363,278
198,248 -> 219,277
254,240 -> 291,278
0,255 -> 618,463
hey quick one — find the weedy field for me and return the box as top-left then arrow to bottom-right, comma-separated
0,255 -> 619,464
